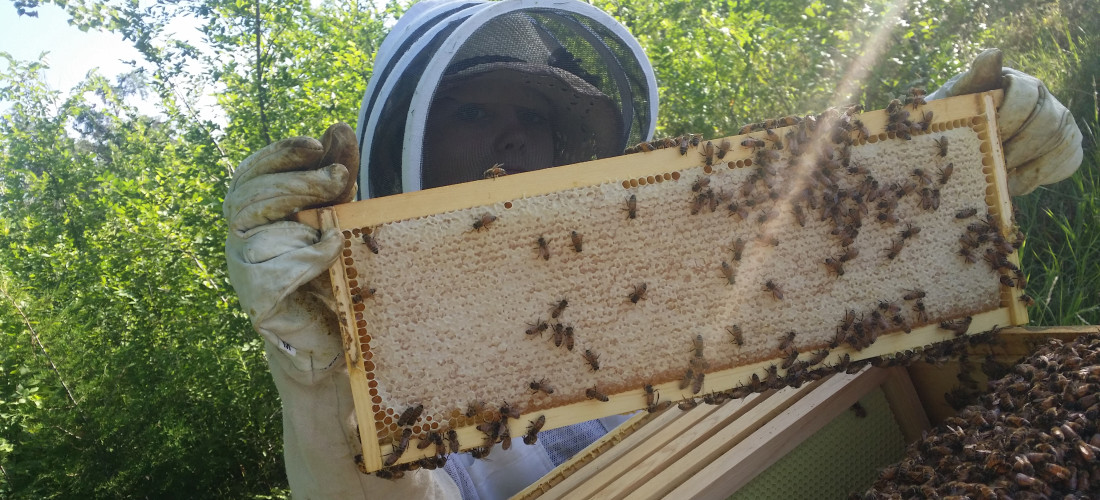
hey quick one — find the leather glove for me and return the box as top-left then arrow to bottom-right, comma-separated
224,123 -> 360,379
927,48 -> 1083,196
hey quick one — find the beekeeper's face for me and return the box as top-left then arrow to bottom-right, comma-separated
422,75 -> 556,188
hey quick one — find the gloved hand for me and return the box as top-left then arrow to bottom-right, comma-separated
224,123 -> 360,379
927,48 -> 1083,195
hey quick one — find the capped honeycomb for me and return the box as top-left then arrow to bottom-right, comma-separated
301,91 -> 1026,473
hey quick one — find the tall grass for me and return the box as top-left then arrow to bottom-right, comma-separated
986,0 -> 1100,326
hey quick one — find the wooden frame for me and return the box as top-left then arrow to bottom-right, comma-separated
513,366 -> 929,499
297,91 -> 1025,473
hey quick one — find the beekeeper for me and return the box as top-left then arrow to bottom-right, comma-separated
222,0 -> 1083,498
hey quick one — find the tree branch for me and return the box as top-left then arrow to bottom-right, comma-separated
0,280 -> 81,410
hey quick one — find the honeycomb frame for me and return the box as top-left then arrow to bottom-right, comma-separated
297,90 -> 1026,473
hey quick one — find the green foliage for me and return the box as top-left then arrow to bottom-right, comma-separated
0,0 -> 1097,496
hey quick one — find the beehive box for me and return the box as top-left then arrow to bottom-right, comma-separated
297,90 -> 1026,474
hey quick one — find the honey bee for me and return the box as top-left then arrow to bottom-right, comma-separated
886,238 -> 905,260
465,400 -> 487,418
852,119 -> 870,140
757,234 -> 779,247
727,200 -> 749,220
362,233 -> 380,254
691,334 -> 705,358
824,257 -> 844,277
550,299 -> 568,319
483,163 -> 507,179
499,423 -> 512,450
536,236 -> 550,260
679,136 -> 690,155
778,331 -> 796,352
938,162 -> 954,184
624,194 -> 637,220
563,326 -> 575,351
691,176 -> 711,192
839,246 -> 859,262
1018,294 -> 1036,307
1000,275 -> 1016,288
374,467 -> 405,480
720,261 -> 736,285
583,349 -> 600,371
678,398 -> 699,411
792,203 -> 807,227
529,378 -> 555,395
384,428 -> 413,467
716,139 -> 732,159
764,280 -> 784,300
912,168 -> 933,186
934,136 -> 949,157
447,429 -> 459,453
730,238 -> 746,261
939,316 -> 972,337
902,289 -> 926,301
523,415 -> 546,445
417,431 -> 442,450
526,319 -> 548,337
569,230 -> 583,252
397,404 -> 424,427
700,141 -> 715,166
470,446 -> 491,459
499,401 -> 521,420
913,300 -> 929,323
629,283 -> 648,304
692,370 -> 705,394
920,187 -> 941,211
550,323 -> 564,347
807,349 -> 830,366
900,223 -> 921,240
727,325 -> 744,346
472,213 -> 498,232
850,402 -> 868,418
741,138 -> 766,150
586,387 -> 610,402
955,207 -> 978,219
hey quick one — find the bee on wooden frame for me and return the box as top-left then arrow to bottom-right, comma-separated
716,139 -> 732,159
384,428 -> 412,467
700,141 -> 715,166
447,429 -> 459,454
483,163 -> 507,179
679,136 -> 690,155
523,415 -> 546,445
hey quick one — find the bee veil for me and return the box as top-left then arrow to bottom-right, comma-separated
356,0 -> 658,199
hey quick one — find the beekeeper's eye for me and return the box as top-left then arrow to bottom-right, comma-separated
454,103 -> 489,122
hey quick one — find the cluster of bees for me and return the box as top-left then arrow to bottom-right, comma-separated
856,334 -> 1100,498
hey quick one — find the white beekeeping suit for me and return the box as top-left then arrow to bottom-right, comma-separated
222,0 -> 1082,497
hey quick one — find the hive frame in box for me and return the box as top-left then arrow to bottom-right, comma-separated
297,90 -> 1025,473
